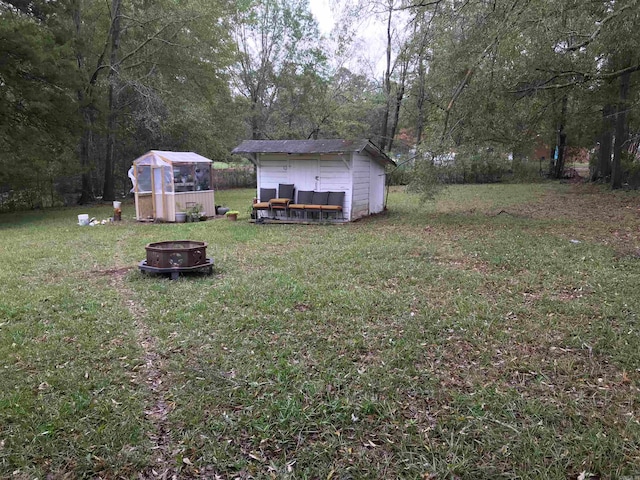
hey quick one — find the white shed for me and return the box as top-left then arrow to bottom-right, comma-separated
231,139 -> 395,222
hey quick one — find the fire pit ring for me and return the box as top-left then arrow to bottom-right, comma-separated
139,240 -> 214,280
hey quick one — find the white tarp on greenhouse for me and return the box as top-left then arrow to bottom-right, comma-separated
128,150 -> 213,193
133,150 -> 213,166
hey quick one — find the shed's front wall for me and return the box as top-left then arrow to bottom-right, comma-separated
256,153 -> 353,221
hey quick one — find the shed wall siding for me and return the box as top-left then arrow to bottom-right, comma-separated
368,160 -> 385,214
257,155 -> 289,195
351,153 -> 370,219
318,157 -> 352,220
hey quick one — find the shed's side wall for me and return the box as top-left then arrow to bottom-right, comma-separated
368,159 -> 386,214
351,153 -> 371,220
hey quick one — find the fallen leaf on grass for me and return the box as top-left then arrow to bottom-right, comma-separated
248,452 -> 265,462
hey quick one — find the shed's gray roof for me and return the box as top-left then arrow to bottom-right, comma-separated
232,139 -> 396,166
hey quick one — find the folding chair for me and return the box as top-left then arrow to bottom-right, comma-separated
270,183 -> 295,219
304,191 -> 329,220
321,191 -> 345,221
288,190 -> 314,220
252,188 -> 276,218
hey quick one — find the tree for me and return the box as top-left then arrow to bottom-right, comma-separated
395,0 -> 639,190
232,0 -> 327,140
71,0 -> 239,201
0,2 -> 81,207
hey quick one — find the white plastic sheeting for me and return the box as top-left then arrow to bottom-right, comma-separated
132,150 -> 213,166
127,166 -> 136,193
130,150 -> 213,193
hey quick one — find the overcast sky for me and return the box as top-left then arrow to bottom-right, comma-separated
308,0 -> 393,77
308,0 -> 335,36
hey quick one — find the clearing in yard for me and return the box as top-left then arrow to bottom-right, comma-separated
0,183 -> 639,478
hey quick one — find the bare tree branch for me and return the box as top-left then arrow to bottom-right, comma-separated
440,0 -> 531,143
398,0 -> 443,10
564,2 -> 637,52
511,63 -> 640,94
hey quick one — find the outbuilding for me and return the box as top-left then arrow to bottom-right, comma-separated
129,150 -> 215,222
231,139 -> 395,222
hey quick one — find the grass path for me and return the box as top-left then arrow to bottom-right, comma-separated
110,235 -> 178,479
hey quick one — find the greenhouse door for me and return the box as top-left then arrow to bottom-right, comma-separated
151,166 -> 166,220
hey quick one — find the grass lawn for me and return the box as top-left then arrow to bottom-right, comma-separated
1,183 -> 639,479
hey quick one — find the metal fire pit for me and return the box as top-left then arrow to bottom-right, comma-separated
139,240 -> 213,280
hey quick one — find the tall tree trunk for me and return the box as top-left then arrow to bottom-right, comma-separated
387,58 -> 408,153
379,1 -> 393,151
78,107 -> 96,204
250,88 -> 261,140
593,104 -> 614,181
611,69 -> 630,189
553,95 -> 568,179
415,56 -> 426,148
102,0 -> 122,202
74,2 -> 94,204
414,8 -> 431,150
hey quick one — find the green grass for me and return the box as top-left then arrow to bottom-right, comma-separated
1,184 -> 639,478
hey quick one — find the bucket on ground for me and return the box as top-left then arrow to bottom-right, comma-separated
113,201 -> 122,221
78,214 -> 89,226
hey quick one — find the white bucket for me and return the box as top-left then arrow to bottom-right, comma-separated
113,201 -> 122,209
78,214 -> 89,226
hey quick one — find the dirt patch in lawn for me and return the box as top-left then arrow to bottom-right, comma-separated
108,245 -> 179,477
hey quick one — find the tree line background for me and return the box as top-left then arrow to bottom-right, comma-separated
1,0 -> 639,210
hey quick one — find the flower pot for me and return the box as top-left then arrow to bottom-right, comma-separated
217,206 -> 229,216
226,213 -> 238,221
175,212 -> 187,223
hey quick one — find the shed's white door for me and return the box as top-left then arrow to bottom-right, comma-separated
289,158 -> 319,193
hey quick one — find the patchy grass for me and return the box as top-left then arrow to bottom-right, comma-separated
1,183 -> 639,478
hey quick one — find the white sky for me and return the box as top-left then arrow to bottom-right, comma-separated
309,0 -> 334,36
308,0 -> 409,78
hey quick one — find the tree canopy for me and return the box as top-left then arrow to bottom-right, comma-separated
1,0 -> 639,208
